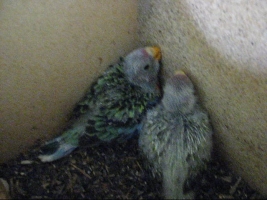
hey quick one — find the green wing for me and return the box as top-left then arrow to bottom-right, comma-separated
74,64 -> 159,143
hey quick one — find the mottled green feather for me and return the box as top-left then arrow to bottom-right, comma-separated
38,46 -> 162,163
70,63 -> 158,144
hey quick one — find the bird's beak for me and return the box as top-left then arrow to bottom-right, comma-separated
174,70 -> 186,76
173,70 -> 191,84
145,46 -> 162,61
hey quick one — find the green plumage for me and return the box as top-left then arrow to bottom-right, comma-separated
38,46 -> 161,162
73,64 -> 158,143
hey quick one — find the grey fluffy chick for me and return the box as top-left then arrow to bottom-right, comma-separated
139,70 -> 213,199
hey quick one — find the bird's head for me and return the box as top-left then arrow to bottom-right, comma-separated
122,46 -> 161,94
162,70 -> 196,114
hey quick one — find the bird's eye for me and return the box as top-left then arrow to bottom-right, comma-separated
144,65 -> 150,70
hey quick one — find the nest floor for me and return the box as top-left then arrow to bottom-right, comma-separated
0,137 -> 264,199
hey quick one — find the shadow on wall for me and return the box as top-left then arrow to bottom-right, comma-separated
138,0 -> 267,196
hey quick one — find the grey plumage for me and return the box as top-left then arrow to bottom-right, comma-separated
139,70 -> 213,199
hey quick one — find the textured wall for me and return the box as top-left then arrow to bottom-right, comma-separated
138,0 -> 267,196
0,0 -> 138,163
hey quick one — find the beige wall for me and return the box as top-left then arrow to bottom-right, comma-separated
138,0 -> 267,196
0,0 -> 138,162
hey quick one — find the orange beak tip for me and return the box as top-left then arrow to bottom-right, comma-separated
145,46 -> 162,61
